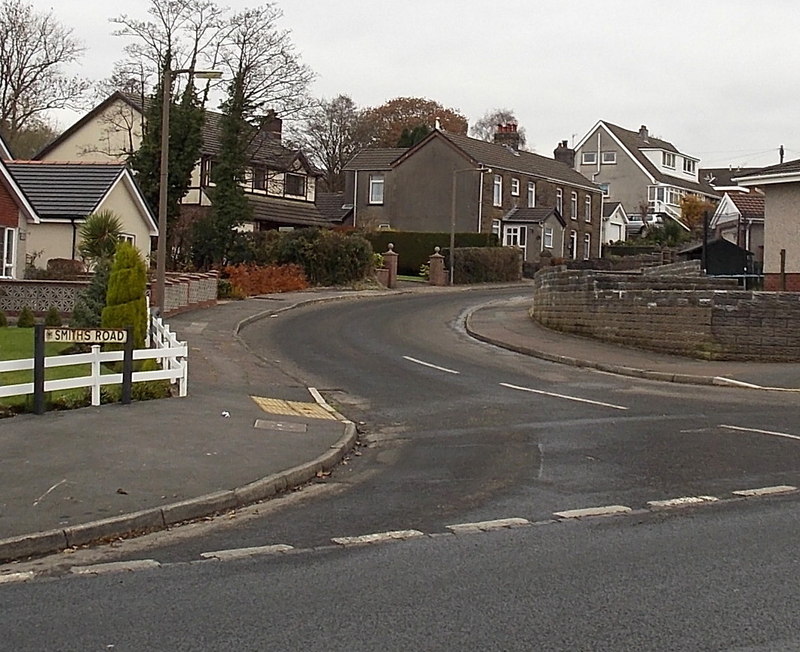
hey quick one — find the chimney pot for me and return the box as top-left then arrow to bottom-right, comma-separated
639,125 -> 648,139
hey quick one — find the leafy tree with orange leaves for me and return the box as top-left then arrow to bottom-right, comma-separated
360,97 -> 468,147
679,195 -> 717,235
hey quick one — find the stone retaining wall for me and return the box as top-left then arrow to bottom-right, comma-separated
531,263 -> 800,361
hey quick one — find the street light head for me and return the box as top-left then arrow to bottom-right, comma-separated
479,166 -> 492,174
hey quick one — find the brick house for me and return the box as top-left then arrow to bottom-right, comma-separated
343,126 -> 601,263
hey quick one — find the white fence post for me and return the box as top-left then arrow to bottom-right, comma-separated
90,345 -> 101,406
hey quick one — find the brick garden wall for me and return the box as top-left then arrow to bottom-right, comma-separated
531,262 -> 800,361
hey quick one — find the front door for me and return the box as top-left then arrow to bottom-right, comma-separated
503,225 -> 527,260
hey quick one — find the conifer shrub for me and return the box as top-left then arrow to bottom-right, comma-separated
16,306 -> 35,327
44,306 -> 62,327
72,259 -> 111,328
101,242 -> 147,348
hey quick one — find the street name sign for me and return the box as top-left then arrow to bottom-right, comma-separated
44,327 -> 128,344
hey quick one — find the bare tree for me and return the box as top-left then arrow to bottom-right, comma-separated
0,0 -> 89,149
299,95 -> 369,192
470,108 -> 528,150
218,4 -> 314,122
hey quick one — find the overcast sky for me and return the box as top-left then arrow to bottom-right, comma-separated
30,0 -> 800,168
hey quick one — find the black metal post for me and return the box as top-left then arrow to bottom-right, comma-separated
33,324 -> 45,415
701,210 -> 709,274
121,327 -> 134,405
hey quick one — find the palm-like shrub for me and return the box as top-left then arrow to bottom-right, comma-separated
78,210 -> 123,266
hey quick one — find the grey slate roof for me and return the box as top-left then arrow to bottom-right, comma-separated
247,194 -> 329,227
735,157 -> 800,179
602,121 -> 718,197
700,167 -> 759,188
433,131 -> 599,192
602,201 -> 623,218
315,192 -> 352,222
5,162 -> 126,219
343,148 -> 407,171
503,206 -> 566,227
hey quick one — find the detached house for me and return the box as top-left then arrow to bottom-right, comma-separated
344,126 -> 602,263
709,190 -> 764,268
735,160 -> 800,290
574,121 -> 718,233
36,91 -> 335,232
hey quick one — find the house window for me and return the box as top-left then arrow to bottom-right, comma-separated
491,219 -> 501,239
683,158 -> 696,174
599,182 -> 610,197
493,175 -> 503,207
556,188 -> 563,215
510,178 -> 520,196
663,152 -> 676,169
569,230 -> 577,259
119,233 -> 135,246
1,227 -> 15,278
601,151 -> 617,164
368,174 -> 384,204
583,233 -> 591,260
570,191 -> 578,220
581,152 -> 597,165
585,195 -> 592,222
252,166 -> 266,191
543,226 -> 554,249
201,158 -> 215,186
503,225 -> 526,250
527,181 -> 536,208
285,173 -> 306,197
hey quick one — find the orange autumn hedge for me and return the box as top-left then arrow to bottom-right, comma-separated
223,263 -> 309,297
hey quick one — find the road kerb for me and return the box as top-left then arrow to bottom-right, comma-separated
732,485 -> 797,497
553,505 -> 632,519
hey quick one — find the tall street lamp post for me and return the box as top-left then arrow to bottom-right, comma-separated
450,165 -> 491,285
155,67 -> 222,315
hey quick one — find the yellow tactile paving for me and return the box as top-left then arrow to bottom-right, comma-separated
250,396 -> 337,420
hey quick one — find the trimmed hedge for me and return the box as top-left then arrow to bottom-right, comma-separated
451,247 -> 523,284
223,263 -> 309,297
364,231 -> 498,276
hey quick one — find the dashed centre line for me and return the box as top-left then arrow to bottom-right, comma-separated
719,424 -> 800,442
402,356 -> 460,375
500,382 -> 629,411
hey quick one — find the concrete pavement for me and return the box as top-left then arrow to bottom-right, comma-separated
2,282 -> 799,564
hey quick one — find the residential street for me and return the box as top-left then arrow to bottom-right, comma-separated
4,288 -> 800,649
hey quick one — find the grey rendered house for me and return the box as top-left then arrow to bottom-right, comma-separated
343,127 -> 601,263
573,121 -> 718,233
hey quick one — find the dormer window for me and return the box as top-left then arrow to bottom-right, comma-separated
683,158 -> 696,174
662,152 -> 676,169
285,173 -> 306,197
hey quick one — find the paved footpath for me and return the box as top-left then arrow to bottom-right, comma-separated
2,282 -> 799,564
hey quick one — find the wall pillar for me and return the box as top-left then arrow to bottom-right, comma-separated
428,247 -> 446,286
383,243 -> 398,289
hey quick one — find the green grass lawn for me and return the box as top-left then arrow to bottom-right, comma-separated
0,327 -> 91,411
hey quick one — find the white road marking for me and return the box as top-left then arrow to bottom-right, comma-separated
553,505 -> 632,519
402,356 -> 460,375
308,387 -> 339,414
712,377 -> 764,389
719,424 -> 800,442
647,496 -> 719,509
200,544 -> 294,561
733,485 -> 797,497
447,518 -> 530,533
332,530 -> 425,546
500,383 -> 628,410
70,560 -> 161,575
0,572 -> 34,584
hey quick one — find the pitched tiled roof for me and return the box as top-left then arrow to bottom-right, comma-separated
343,148 -> 407,171
728,191 -> 765,220
735,157 -> 800,179
700,167 -> 759,188
601,121 -> 718,197
315,192 -> 352,222
247,194 -> 329,227
433,131 -> 599,191
5,161 -> 126,219
602,201 -> 624,218
503,206 -> 566,227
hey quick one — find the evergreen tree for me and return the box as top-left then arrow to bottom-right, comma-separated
101,242 -> 148,349
192,71 -> 252,268
128,51 -> 205,268
71,259 -> 111,328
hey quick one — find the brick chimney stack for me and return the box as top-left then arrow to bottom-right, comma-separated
493,123 -> 521,151
261,109 -> 283,140
639,125 -> 649,139
553,140 -> 575,168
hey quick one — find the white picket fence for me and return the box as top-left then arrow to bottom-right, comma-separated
0,316 -> 188,406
